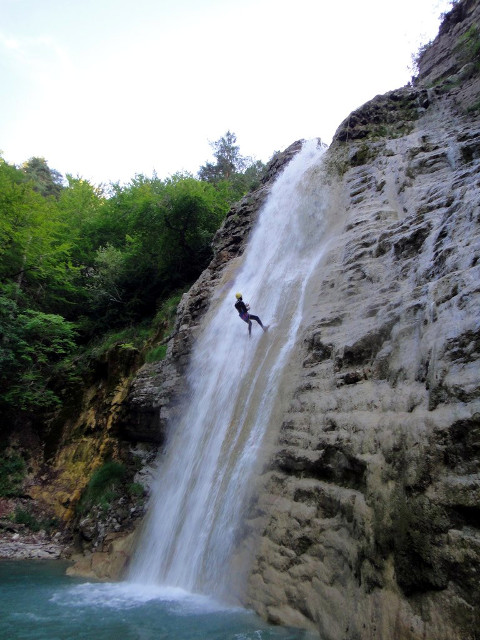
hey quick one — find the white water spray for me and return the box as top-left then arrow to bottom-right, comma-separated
128,139 -> 329,598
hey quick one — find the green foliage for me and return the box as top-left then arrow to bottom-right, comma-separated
467,98 -> 480,114
0,159 -> 79,314
13,507 -> 59,532
81,173 -> 229,330
198,130 -> 244,181
127,482 -> 145,498
21,157 -> 64,199
145,344 -> 167,362
0,135 -> 252,424
160,175 -> 227,282
88,242 -> 127,306
77,461 -> 126,514
57,175 -> 106,269
198,131 -> 266,202
0,154 -> 229,418
0,288 -> 77,412
143,290 -> 185,362
350,143 -> 375,167
86,324 -> 151,361
0,451 -> 26,497
158,291 -> 184,322
456,24 -> 480,68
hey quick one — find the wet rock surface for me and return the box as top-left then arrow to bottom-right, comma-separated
241,3 -> 480,638
0,507 -> 68,560
0,495 -> 71,561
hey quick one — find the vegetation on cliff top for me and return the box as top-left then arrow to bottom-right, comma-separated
0,132 -> 266,423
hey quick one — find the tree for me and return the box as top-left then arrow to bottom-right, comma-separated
87,243 -> 128,308
158,175 -> 228,286
21,157 -> 64,199
79,173 -> 230,329
198,131 -> 246,182
198,131 -> 266,201
0,150 -> 237,421
57,176 -> 106,269
0,160 -> 68,299
0,287 -> 76,412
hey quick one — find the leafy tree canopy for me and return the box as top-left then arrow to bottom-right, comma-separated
0,286 -> 77,412
86,173 -> 229,328
0,131 -> 268,424
198,131 -> 266,201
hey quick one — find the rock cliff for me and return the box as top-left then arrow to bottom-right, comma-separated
241,1 -> 480,638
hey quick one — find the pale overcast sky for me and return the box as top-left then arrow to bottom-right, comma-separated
0,0 -> 452,185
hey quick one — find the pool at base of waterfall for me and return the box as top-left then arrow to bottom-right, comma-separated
0,561 -> 318,640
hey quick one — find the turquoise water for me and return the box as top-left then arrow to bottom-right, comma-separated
0,561 -> 317,640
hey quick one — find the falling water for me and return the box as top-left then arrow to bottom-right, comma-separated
128,139 -> 329,599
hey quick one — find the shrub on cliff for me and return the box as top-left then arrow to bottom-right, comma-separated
0,450 -> 26,497
77,461 -> 127,514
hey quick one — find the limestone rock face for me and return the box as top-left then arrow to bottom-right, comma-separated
242,2 -> 480,638
416,0 -> 479,92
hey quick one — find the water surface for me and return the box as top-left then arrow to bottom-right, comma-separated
0,561 -> 317,640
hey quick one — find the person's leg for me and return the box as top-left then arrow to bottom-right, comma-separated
240,313 -> 252,336
249,314 -> 266,331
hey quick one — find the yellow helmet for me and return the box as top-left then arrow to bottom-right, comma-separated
235,292 -> 242,299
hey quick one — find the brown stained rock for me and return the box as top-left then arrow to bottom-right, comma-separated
67,531 -> 136,581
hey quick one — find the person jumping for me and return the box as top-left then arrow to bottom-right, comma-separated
234,292 -> 268,337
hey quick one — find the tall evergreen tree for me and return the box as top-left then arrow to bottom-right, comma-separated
21,157 -> 64,199
198,131 -> 266,201
198,131 -> 246,182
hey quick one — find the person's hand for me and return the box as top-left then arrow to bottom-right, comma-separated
246,304 -> 250,310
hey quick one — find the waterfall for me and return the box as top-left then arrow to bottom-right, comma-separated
128,139 -> 329,599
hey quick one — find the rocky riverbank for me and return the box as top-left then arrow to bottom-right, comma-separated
0,523 -> 67,560
0,496 -> 72,560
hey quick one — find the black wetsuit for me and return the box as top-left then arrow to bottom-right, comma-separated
235,298 -> 265,335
